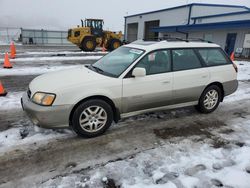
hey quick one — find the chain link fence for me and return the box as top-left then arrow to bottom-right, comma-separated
0,27 -> 73,46
21,28 -> 72,45
0,27 -> 21,45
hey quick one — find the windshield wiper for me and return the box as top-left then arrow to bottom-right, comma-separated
88,64 -> 117,78
91,65 -> 104,73
88,64 -> 104,73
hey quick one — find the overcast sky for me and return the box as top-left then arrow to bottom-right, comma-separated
0,0 -> 250,32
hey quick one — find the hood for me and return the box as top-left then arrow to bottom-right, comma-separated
29,66 -> 107,94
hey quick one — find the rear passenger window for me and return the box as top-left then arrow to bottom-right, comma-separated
172,49 -> 202,71
198,49 -> 229,66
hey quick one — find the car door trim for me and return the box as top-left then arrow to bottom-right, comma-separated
121,101 -> 198,118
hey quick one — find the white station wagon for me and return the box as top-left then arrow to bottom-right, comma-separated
22,40 -> 238,137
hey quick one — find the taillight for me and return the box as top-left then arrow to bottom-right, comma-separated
232,62 -> 238,73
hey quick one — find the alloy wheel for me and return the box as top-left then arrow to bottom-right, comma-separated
79,106 -> 107,133
203,89 -> 219,110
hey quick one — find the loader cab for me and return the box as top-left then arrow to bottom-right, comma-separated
84,19 -> 104,37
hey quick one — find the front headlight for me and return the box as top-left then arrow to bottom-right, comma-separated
32,92 -> 56,106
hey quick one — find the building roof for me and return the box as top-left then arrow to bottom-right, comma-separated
125,3 -> 250,18
191,10 -> 250,20
151,20 -> 250,33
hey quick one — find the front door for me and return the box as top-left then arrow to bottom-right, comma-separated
225,33 -> 237,55
122,50 -> 173,113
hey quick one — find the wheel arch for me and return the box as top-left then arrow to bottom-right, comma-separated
80,35 -> 97,51
69,95 -> 120,126
107,38 -> 122,51
80,35 -> 94,43
204,82 -> 225,102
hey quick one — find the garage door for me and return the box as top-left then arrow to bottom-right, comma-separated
144,20 -> 160,40
127,23 -> 138,42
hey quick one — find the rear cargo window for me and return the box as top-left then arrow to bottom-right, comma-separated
198,49 -> 229,66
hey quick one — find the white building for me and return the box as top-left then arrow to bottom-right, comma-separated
124,3 -> 250,57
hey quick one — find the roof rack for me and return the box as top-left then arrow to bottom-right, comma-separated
143,37 -> 213,43
143,37 -> 184,42
186,38 -> 213,43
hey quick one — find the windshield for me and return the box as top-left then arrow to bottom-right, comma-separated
92,47 -> 144,77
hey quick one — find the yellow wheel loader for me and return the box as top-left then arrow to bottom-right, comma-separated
67,19 -> 123,51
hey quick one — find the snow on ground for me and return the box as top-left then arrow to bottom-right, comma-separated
0,51 -> 107,56
0,60 -> 249,152
0,65 -> 83,76
224,81 -> 250,103
0,55 -> 102,62
0,60 -> 250,187
41,126 -> 250,188
0,92 -> 23,110
0,91 -> 74,153
0,124 -> 74,153
235,60 -> 250,81
23,51 -> 108,55
38,60 -> 250,188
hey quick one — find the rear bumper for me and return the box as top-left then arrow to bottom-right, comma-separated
21,92 -> 72,129
223,79 -> 238,96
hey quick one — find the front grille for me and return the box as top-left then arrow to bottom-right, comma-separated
27,89 -> 31,99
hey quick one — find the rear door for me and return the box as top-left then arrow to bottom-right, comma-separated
197,48 -> 237,95
122,49 -> 173,113
172,48 -> 209,104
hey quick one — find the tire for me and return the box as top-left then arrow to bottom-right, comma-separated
108,39 -> 122,51
71,99 -> 113,138
196,85 -> 222,113
81,37 -> 96,52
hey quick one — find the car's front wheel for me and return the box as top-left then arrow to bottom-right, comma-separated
71,99 -> 113,138
196,85 -> 222,113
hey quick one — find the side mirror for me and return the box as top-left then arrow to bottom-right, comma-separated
132,67 -> 146,77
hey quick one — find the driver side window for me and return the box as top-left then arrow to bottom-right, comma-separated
135,50 -> 171,75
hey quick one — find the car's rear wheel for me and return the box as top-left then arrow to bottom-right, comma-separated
196,85 -> 222,113
71,99 -> 113,137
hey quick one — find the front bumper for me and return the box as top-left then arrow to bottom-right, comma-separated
21,92 -> 72,129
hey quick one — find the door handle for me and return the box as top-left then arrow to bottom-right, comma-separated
162,81 -> 170,84
201,75 -> 208,78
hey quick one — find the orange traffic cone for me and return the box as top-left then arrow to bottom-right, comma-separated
230,52 -> 235,61
10,42 -> 16,59
0,81 -> 7,96
3,52 -> 13,69
102,44 -> 107,52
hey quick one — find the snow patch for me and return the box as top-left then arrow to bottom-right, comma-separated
0,65 -> 82,76
0,92 -> 23,110
0,55 -> 102,62
0,125 -> 73,153
24,51 -> 108,55
235,61 -> 250,81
